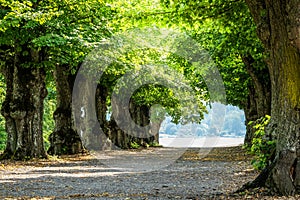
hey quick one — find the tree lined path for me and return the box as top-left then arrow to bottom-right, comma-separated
0,0 -> 299,197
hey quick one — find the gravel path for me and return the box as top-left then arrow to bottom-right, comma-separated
0,147 -> 258,199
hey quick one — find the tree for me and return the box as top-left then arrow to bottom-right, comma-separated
40,0 -> 113,155
118,0 -> 299,194
93,67 -> 162,149
117,0 -> 271,145
159,0 -> 272,146
197,18 -> 271,146
0,1 -> 50,159
245,0 -> 300,195
0,0 -> 113,158
76,33 -> 209,149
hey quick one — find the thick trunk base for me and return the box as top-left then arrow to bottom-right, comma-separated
1,65 -> 47,160
48,129 -> 84,155
96,85 -> 160,150
48,65 -> 84,155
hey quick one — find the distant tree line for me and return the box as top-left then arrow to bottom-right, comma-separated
160,103 -> 246,138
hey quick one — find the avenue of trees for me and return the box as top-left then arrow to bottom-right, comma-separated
0,0 -> 299,195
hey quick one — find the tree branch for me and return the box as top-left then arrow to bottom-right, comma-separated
245,0 -> 271,48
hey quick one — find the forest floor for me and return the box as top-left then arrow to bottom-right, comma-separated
0,146 -> 299,200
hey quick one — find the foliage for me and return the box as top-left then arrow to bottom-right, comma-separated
130,141 -> 140,149
93,29 -> 209,125
43,79 -> 56,150
109,0 -> 166,31
0,0 -> 114,153
0,0 -> 271,154
110,0 -> 268,111
248,115 -> 276,170
0,0 -> 114,86
39,0 -> 114,70
0,127 -> 5,151
148,141 -> 161,147
187,2 -> 265,108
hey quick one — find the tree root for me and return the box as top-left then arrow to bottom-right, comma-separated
235,160 -> 276,193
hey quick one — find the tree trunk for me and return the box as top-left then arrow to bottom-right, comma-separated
95,84 -> 160,149
243,85 -> 260,145
0,49 -> 47,159
242,55 -> 271,146
246,0 -> 300,195
108,98 -> 158,149
72,75 -> 107,151
48,65 -> 84,155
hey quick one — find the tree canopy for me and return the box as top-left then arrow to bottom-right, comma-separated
0,0 -> 299,195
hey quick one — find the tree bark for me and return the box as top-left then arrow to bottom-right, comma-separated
242,55 -> 271,146
246,0 -> 300,195
48,65 -> 84,155
0,47 -> 47,159
243,85 -> 260,145
72,75 -> 108,151
95,83 -> 160,149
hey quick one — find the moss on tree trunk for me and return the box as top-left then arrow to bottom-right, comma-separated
246,0 -> 300,195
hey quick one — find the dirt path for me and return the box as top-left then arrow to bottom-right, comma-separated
0,146 -> 294,199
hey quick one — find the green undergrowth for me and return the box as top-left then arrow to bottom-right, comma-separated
246,115 -> 276,170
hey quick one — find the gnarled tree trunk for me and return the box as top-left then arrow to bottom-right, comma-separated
246,0 -> 300,195
111,99 -> 160,149
1,48 -> 47,159
48,65 -> 84,155
95,84 -> 160,149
